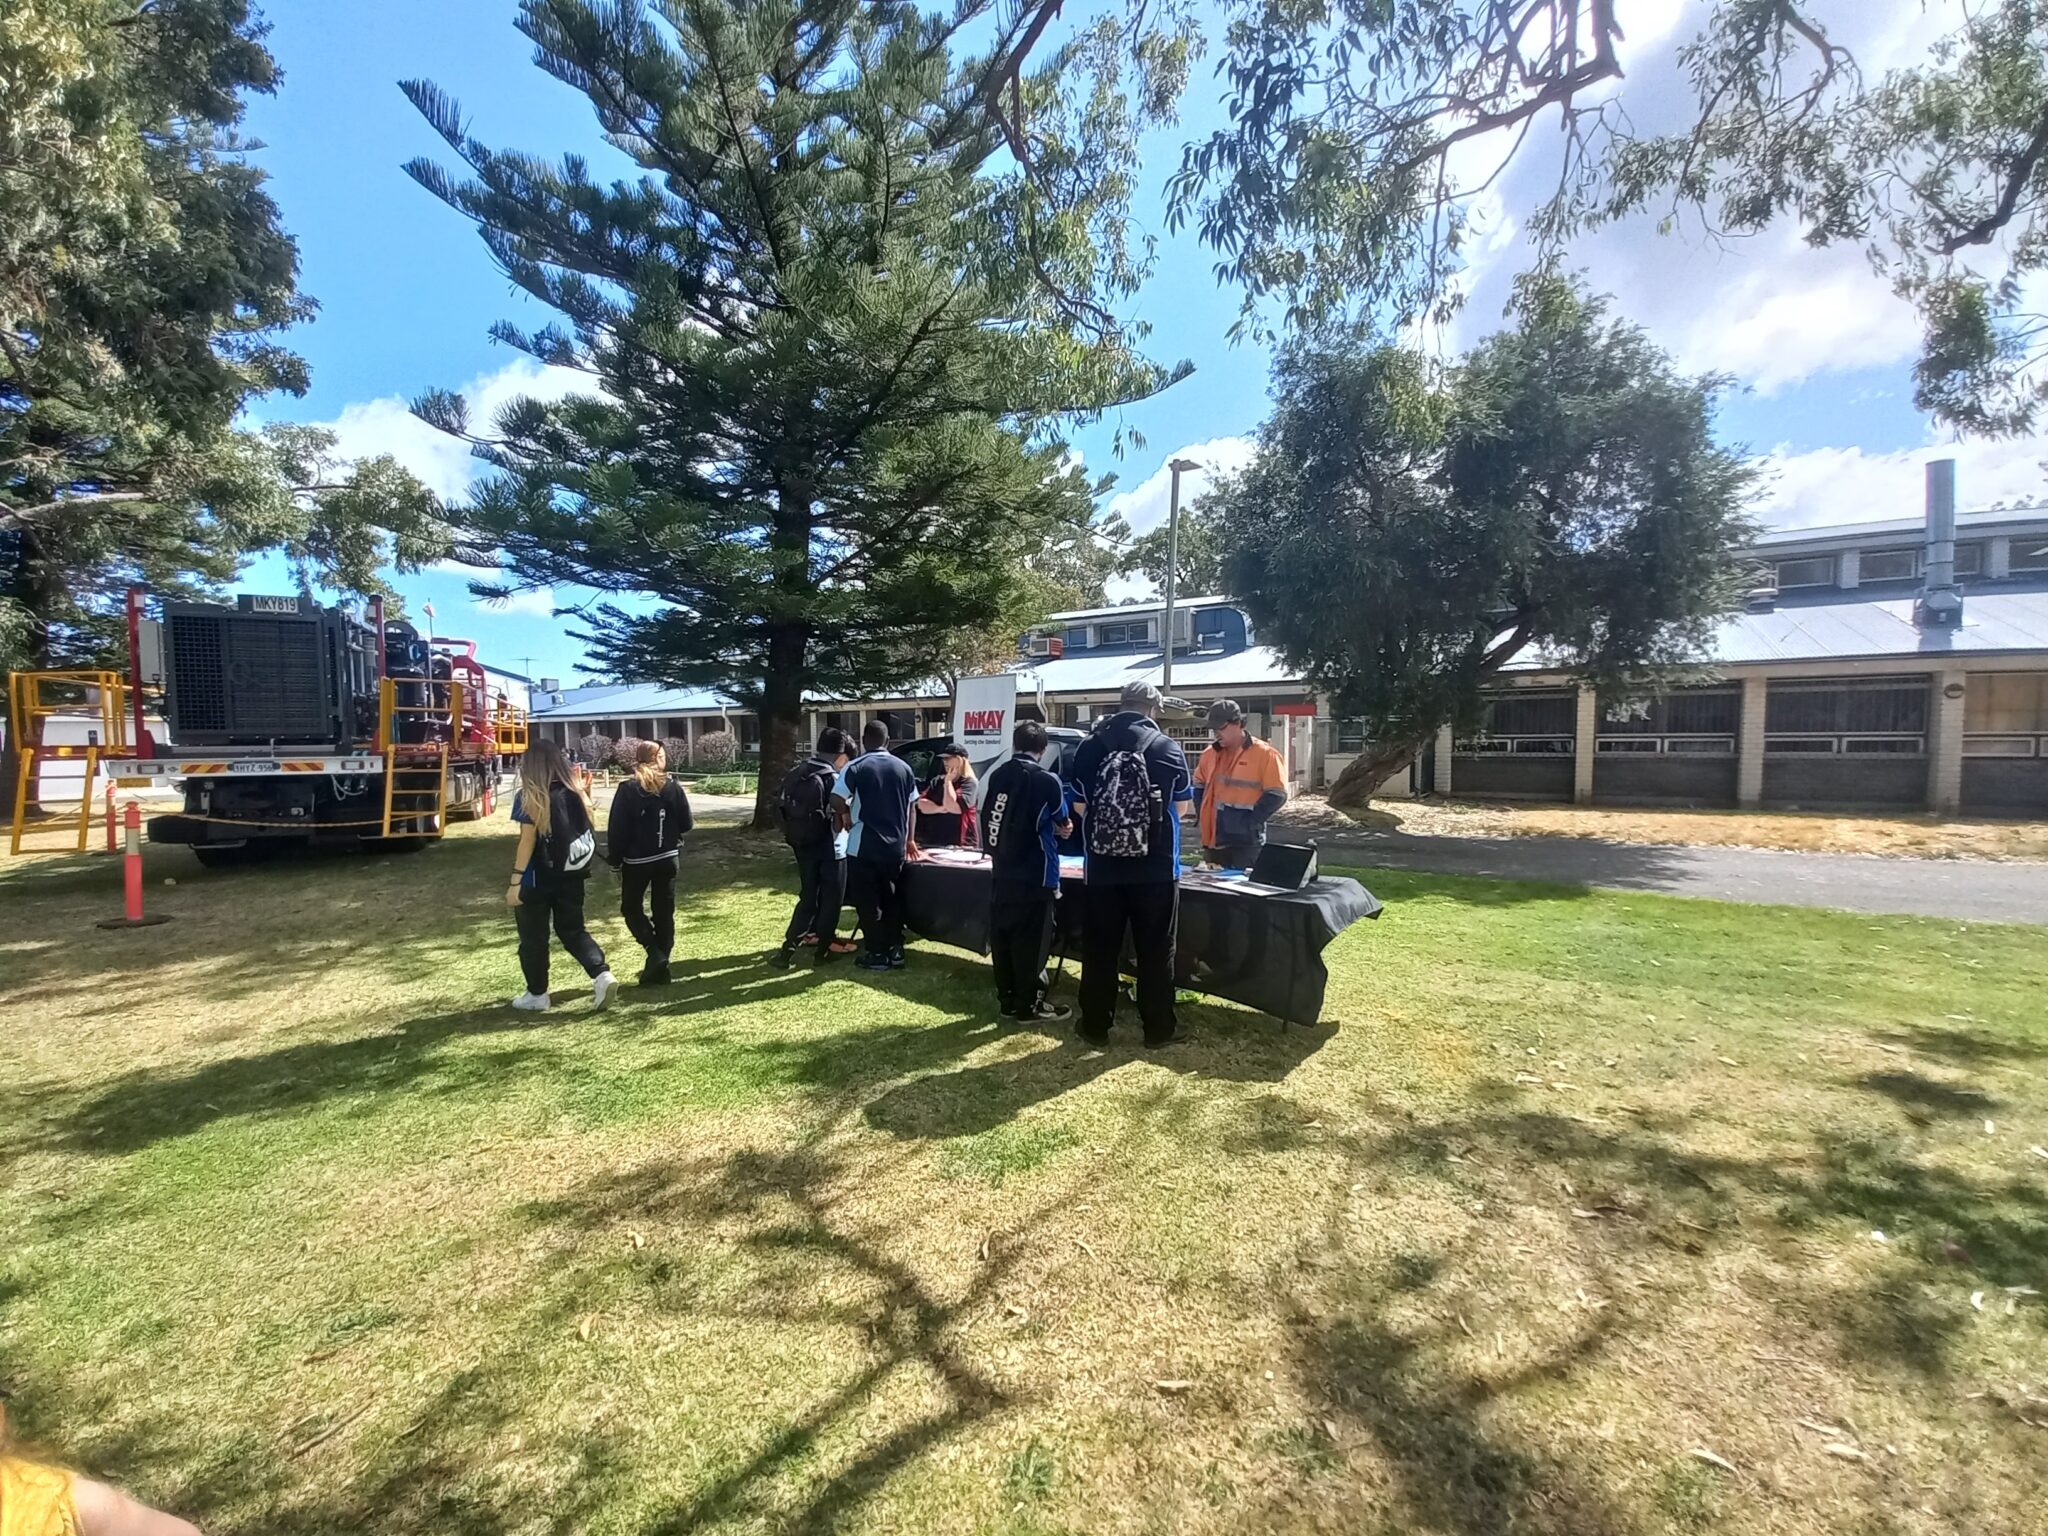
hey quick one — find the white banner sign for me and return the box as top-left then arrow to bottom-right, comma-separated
951,673 -> 1018,773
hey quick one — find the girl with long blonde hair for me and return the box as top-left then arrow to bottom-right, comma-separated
507,738 -> 616,1011
605,740 -> 693,985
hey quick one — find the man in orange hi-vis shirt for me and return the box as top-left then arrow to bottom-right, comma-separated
1190,700 -> 1288,869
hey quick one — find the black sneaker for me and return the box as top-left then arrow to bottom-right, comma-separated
768,947 -> 795,970
1022,1000 -> 1074,1024
1076,1024 -> 1111,1048
887,947 -> 907,969
639,960 -> 672,986
1142,1026 -> 1187,1050
856,952 -> 894,972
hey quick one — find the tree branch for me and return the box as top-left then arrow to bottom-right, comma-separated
0,492 -> 154,532
1937,101 -> 2048,253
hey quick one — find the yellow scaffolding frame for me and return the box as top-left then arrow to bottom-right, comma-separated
6,670 -> 131,855
376,678 -> 466,837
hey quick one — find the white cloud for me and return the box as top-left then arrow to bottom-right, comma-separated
312,356 -> 589,502
1755,437 -> 2048,530
1101,437 -> 1258,536
1439,0 -> 1971,394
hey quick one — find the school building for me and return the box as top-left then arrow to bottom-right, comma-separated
528,491 -> 2048,818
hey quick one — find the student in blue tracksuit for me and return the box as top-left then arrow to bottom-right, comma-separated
979,720 -> 1075,1022
1065,680 -> 1193,1047
832,719 -> 919,970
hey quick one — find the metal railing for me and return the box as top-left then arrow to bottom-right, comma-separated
6,670 -> 132,854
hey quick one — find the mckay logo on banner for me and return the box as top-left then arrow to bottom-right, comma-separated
952,673 -> 1018,773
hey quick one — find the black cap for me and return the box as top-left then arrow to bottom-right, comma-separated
1206,699 -> 1244,729
940,741 -> 969,759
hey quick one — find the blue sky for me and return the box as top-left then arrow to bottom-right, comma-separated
237,0 -> 2046,685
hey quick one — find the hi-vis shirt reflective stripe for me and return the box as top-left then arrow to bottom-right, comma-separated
1193,736 -> 1286,846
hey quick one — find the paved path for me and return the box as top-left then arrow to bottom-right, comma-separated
1313,831 -> 2048,925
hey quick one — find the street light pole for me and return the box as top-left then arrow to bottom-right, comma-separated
1162,457 -> 1200,692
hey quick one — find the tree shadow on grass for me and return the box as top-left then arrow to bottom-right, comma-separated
1856,1068 -> 1999,1123
1871,1022 -> 2048,1068
1366,1106 -> 2048,1373
861,995 -> 1334,1145
511,1137 -> 1042,1535
18,1002 -> 569,1160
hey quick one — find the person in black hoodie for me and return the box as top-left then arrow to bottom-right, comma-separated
1065,680 -> 1193,1047
770,727 -> 855,968
607,740 -> 694,985
979,720 -> 1075,1022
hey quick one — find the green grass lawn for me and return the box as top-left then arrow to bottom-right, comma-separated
2,821 -> 2045,1535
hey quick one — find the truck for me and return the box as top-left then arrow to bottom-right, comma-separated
95,591 -> 528,867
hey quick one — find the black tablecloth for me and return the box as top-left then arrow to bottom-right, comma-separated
900,860 -> 1380,1025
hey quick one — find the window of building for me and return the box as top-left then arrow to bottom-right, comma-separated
1337,718 -> 1368,753
1095,619 -> 1152,647
2013,539 -> 2048,574
1458,690 -> 1575,755
1594,688 -> 1738,755
1965,672 -> 2048,756
1954,542 -> 1983,577
1775,555 -> 1835,588
1765,677 -> 1927,754
1065,626 -> 1089,650
1858,548 -> 1918,583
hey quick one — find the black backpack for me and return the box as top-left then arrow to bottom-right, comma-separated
535,785 -> 596,878
618,778 -> 691,861
777,758 -> 836,848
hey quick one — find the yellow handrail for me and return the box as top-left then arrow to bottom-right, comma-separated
378,678 -> 466,751
5,669 -> 129,854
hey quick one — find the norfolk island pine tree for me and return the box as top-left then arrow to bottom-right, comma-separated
399,0 -> 1199,828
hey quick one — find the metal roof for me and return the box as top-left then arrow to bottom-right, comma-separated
1020,645 -> 1301,695
1045,595 -> 1236,623
535,587 -> 2048,718
1750,507 -> 2048,548
1703,585 -> 2048,663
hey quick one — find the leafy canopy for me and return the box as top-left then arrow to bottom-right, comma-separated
1,0 -> 447,677
1211,273 -> 1755,800
1171,1 -> 2048,434
403,0 -> 1192,789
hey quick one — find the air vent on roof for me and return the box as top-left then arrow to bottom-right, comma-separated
1745,582 -> 1779,613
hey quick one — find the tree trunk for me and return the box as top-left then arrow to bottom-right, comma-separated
0,528 -> 58,818
1325,737 -> 1425,812
750,628 -> 808,832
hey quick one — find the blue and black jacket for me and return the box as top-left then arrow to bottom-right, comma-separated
981,750 -> 1071,892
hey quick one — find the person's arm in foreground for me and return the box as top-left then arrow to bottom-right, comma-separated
70,1474 -> 203,1536
508,822 -> 536,907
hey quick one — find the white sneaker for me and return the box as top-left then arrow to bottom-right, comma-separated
592,971 -> 618,1010
511,991 -> 550,1012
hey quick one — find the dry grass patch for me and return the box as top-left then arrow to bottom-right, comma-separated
1280,793 -> 2048,861
2,821 -> 2045,1534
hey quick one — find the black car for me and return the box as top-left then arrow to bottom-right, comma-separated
894,726 -> 1086,855
892,726 -> 1084,785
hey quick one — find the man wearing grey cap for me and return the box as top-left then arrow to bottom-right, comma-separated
1192,699 -> 1288,869
1064,678 -> 1194,1047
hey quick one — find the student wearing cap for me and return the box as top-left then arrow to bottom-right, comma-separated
912,742 -> 979,849
1065,679 -> 1193,1047
1191,699 -> 1289,869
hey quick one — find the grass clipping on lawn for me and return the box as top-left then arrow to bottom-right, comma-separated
1,822 -> 2045,1535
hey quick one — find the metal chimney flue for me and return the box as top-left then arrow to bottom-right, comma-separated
1916,458 -> 1963,628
